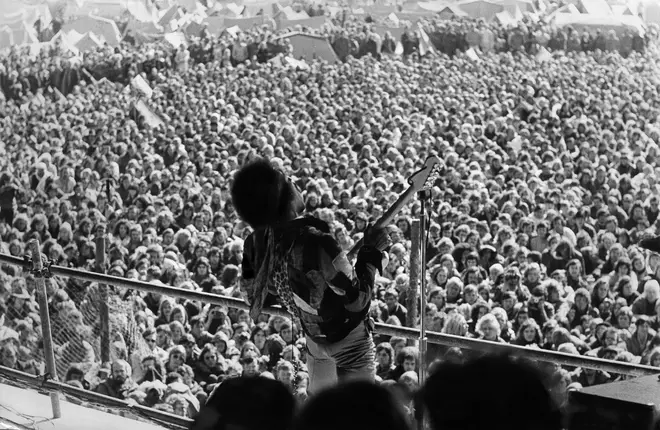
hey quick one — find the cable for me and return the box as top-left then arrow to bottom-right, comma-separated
0,403 -> 45,429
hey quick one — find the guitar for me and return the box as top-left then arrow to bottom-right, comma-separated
347,156 -> 443,258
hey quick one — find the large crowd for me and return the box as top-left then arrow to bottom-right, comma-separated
1,1 -> 660,424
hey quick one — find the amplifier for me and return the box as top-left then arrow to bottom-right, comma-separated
567,375 -> 660,430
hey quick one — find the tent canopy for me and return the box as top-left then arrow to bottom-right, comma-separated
578,0 -> 613,14
455,0 -> 505,20
276,32 -> 338,63
640,0 -> 660,24
437,6 -> 469,17
208,3 -> 245,17
61,14 -> 122,46
66,0 -> 154,21
552,12 -> 646,35
75,31 -> 104,51
274,6 -> 309,20
1,0 -> 52,28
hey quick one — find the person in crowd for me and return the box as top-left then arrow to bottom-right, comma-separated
421,355 -> 562,430
294,380 -> 411,430
94,359 -> 137,400
190,376 -> 296,430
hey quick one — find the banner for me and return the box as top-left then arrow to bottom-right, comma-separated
130,75 -> 153,98
417,24 -> 435,56
135,100 -> 164,129
465,47 -> 480,62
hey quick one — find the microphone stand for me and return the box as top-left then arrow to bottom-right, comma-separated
417,189 -> 431,430
417,189 -> 430,389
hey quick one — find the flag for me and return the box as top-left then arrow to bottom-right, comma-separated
536,46 -> 552,62
386,13 -> 399,25
81,68 -> 98,85
284,56 -> 310,70
509,136 -> 522,155
53,88 -> 67,104
465,47 -> 480,62
135,100 -> 164,129
129,75 -> 153,98
417,24 -> 435,57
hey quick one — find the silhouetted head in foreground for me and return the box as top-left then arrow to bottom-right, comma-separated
230,158 -> 304,229
190,376 -> 295,430
421,355 -> 561,430
294,380 -> 411,430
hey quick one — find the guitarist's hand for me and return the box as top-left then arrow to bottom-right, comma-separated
363,224 -> 391,252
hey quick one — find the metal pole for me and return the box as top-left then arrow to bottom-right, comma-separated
95,235 -> 110,364
418,191 -> 428,388
407,220 -> 420,332
416,191 -> 430,430
28,240 -> 62,419
0,252 -> 658,376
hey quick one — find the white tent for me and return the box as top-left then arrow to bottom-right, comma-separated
552,13 -> 646,35
497,0 -> 536,13
65,0 -> 156,21
437,6 -> 469,19
75,31 -> 104,51
208,3 -> 245,17
0,26 -> 14,50
163,31 -> 187,47
11,21 -> 40,46
610,5 -> 634,15
0,21 -> 40,50
61,15 -> 122,46
1,0 -> 52,28
453,0 -> 505,20
418,0 -> 449,12
159,5 -> 185,27
578,0 -> 613,15
49,31 -> 82,57
276,32 -> 338,63
640,0 -> 660,24
274,6 -> 309,20
202,16 -> 225,35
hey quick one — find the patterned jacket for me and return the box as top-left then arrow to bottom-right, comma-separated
242,216 -> 381,345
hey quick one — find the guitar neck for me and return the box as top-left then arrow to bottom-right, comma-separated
348,185 -> 416,257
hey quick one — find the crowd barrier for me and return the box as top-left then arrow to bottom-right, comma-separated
1,239 -> 659,428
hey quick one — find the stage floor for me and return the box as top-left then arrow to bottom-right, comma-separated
0,383 -> 166,430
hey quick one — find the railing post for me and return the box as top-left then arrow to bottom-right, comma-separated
407,220 -> 420,332
95,235 -> 110,364
29,240 -> 62,419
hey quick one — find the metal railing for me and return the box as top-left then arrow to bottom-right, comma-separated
0,365 -> 192,429
1,241 -> 659,428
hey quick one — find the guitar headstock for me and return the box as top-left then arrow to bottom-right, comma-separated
407,156 -> 443,193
